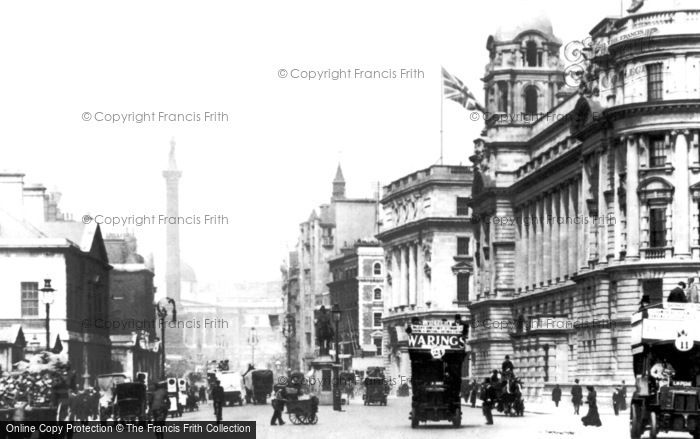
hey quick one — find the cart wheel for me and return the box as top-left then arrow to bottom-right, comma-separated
410,410 -> 419,429
630,404 -> 642,439
649,411 -> 659,439
308,413 -> 318,424
289,413 -> 301,425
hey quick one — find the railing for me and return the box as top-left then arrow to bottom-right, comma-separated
642,247 -> 672,259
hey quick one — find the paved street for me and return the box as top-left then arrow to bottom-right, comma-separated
181,397 -> 633,439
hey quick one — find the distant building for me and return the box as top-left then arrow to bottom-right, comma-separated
328,240 -> 384,374
377,165 -> 474,382
0,174 -> 112,385
281,251 -> 300,371
104,233 -> 160,381
294,165 -> 379,370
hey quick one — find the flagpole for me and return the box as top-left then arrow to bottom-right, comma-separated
440,68 -> 444,165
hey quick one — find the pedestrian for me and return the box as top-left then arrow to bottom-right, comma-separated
581,386 -> 602,427
668,281 -> 688,303
270,387 -> 286,425
480,378 -> 495,425
571,379 -> 583,415
552,384 -> 562,407
212,379 -> 224,424
687,278 -> 700,303
612,385 -> 620,416
469,379 -> 478,408
199,384 -> 207,404
619,381 -> 627,411
149,382 -> 170,439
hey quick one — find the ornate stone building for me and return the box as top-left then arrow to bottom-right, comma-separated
378,165 -> 474,382
469,0 -> 700,402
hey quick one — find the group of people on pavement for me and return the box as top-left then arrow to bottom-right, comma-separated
550,379 -> 627,427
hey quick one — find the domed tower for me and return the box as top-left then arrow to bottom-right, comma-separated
483,15 -> 565,121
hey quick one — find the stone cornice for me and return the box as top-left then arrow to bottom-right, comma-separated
376,217 -> 472,242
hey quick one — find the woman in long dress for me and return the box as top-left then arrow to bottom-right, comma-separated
581,386 -> 602,427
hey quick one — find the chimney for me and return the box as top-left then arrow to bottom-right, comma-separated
0,172 -> 26,217
23,184 -> 48,225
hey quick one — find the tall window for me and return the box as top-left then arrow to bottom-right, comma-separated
457,197 -> 470,216
649,135 -> 666,168
457,237 -> 470,256
526,41 -> 538,67
525,86 -> 538,115
457,273 -> 470,302
373,262 -> 382,275
642,279 -> 663,305
373,313 -> 382,328
373,288 -> 382,300
649,208 -> 666,247
21,282 -> 39,317
374,337 -> 382,356
646,63 -> 663,101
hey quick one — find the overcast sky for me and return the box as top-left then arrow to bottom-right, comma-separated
0,0 -> 624,291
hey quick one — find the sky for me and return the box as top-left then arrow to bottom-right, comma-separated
0,0 -> 625,291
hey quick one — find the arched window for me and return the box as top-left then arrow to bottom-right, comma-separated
374,288 -> 382,300
526,41 -> 538,67
497,81 -> 508,112
525,86 -> 538,115
373,262 -> 382,275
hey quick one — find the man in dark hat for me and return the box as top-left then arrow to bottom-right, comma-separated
571,379 -> 583,415
668,282 -> 688,303
480,378 -> 495,425
149,382 -> 170,439
211,379 -> 224,423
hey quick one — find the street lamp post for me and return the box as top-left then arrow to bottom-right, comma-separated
282,314 -> 295,373
331,304 -> 342,411
156,297 -> 177,380
248,327 -> 259,367
40,279 -> 55,351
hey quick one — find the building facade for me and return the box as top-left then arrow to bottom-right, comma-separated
328,241 -> 385,373
281,251 -> 301,372
0,174 -> 112,385
104,233 -> 161,381
469,0 -> 700,402
377,165 -> 475,383
294,165 -> 379,370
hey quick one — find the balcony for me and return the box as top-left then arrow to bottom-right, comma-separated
642,247 -> 673,260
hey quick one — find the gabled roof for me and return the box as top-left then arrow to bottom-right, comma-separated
0,324 -> 25,346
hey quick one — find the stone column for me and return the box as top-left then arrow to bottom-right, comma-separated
537,197 -> 544,286
674,130 -> 691,259
516,208 -> 525,291
580,161 -> 590,269
598,146 -> 608,264
514,208 -> 521,292
551,191 -> 560,282
403,245 -> 410,305
626,136 -> 640,260
543,192 -> 552,284
396,247 -> 404,307
529,202 -> 537,288
559,184 -> 569,279
409,243 -> 417,305
569,179 -> 578,275
416,240 -> 424,306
